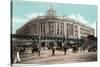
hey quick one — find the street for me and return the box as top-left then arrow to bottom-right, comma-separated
16,49 -> 97,64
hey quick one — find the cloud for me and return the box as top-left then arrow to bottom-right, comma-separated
68,14 -> 77,20
27,12 -> 44,19
13,17 -> 27,23
68,13 -> 96,36
68,13 -> 89,24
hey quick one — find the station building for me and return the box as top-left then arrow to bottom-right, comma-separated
16,7 -> 94,39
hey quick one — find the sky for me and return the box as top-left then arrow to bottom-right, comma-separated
12,0 -> 97,36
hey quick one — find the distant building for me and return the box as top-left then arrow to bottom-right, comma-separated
16,6 -> 94,39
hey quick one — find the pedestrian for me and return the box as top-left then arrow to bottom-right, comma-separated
51,42 -> 56,56
32,48 -> 34,53
38,42 -> 41,56
38,48 -> 41,56
63,42 -> 67,55
14,49 -> 21,63
72,45 -> 75,53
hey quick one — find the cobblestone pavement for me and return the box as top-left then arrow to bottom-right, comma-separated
16,49 -> 97,64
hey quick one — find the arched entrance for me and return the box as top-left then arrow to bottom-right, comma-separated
48,42 -> 54,49
56,41 -> 62,50
41,42 -> 45,47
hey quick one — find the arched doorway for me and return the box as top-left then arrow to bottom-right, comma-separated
56,41 -> 62,50
41,42 -> 45,47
